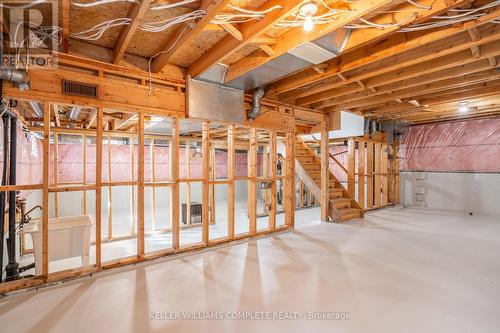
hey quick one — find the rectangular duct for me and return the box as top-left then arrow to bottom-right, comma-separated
187,78 -> 244,123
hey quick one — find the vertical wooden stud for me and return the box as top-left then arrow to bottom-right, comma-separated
320,121 -> 329,222
248,127 -> 257,235
374,143 -> 381,208
171,117 -> 180,250
358,141 -> 365,210
95,108 -> 103,267
137,113 -> 145,257
285,131 -> 296,228
130,139 -> 135,234
185,140 -> 191,225
53,133 -> 59,217
366,142 -> 374,209
269,130 -> 277,230
227,125 -> 235,239
202,122 -> 209,245
83,134 -> 87,215
150,138 -> 156,231
347,138 -> 355,197
107,135 -> 112,240
42,102 -> 50,279
381,143 -> 388,206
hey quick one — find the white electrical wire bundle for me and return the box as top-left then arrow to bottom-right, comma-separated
70,18 -> 131,40
0,0 -> 47,9
211,4 -> 283,24
140,10 -> 205,32
73,0 -> 140,7
274,9 -> 348,28
150,0 -> 197,11
431,0 -> 500,19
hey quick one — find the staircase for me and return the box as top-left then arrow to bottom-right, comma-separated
295,137 -> 363,222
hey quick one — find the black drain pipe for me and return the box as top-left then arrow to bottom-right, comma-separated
5,115 -> 18,281
0,111 -> 7,282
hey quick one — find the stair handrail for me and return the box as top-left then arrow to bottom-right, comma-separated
310,134 -> 348,174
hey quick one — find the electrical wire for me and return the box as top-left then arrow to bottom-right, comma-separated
147,25 -> 188,96
72,0 -> 139,7
140,10 -> 205,32
431,0 -> 500,19
0,0 -> 46,9
150,0 -> 197,10
406,0 -> 432,10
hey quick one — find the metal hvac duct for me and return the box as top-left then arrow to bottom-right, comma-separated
0,69 -> 29,84
248,87 -> 265,120
225,28 -> 351,91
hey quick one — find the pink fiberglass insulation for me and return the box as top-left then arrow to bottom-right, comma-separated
400,118 -> 500,172
0,122 -> 43,189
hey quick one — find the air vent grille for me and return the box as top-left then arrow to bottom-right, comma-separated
62,80 -> 98,98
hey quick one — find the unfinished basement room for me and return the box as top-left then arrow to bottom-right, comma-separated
0,0 -> 499,332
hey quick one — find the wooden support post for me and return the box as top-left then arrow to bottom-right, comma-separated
358,141 -> 365,209
209,146 -> 216,224
171,117 -> 180,250
202,122 -> 210,245
130,139 -> 135,234
366,142 -> 374,209
95,108 -> 103,267
374,143 -> 381,208
137,113 -> 145,257
82,135 -> 87,214
347,138 -> 355,197
107,135 -> 112,240
227,125 -> 235,238
185,140 -> 191,225
285,131 -> 296,228
150,138 -> 156,231
248,128 -> 257,235
42,102 -> 50,279
381,143 -> 388,206
53,133 -> 59,217
320,121 -> 329,222
269,130 -> 277,230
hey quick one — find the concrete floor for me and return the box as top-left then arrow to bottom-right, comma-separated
1,207 -> 500,332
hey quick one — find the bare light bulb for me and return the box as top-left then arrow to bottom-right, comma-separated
304,16 -> 314,32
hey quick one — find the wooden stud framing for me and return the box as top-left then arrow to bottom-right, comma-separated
185,140 -> 191,226
358,141 -> 365,209
269,130 -> 277,230
107,135 -> 113,240
137,113 -> 145,257
381,144 -> 389,206
171,117 -> 180,250
248,128 -> 258,236
53,133 -> 59,217
320,121 -> 329,222
347,138 -> 356,197
202,122 -> 210,245
374,143 -> 382,208
95,108 -> 103,267
42,102 -> 50,279
227,125 -> 235,239
366,142 -> 374,209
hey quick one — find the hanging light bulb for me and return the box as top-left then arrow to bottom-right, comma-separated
299,1 -> 318,32
458,101 -> 469,113
304,15 -> 314,32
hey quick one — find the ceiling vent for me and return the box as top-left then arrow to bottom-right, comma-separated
62,80 -> 98,98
